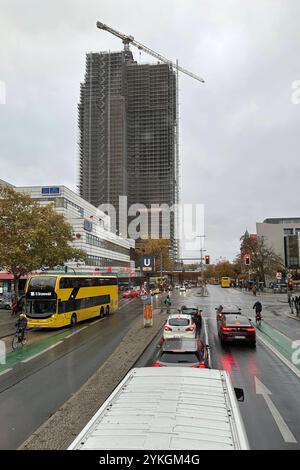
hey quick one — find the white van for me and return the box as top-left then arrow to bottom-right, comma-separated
68,367 -> 249,450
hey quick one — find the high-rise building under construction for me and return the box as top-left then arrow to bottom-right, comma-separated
78,50 -> 178,258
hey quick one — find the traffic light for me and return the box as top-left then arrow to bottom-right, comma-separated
244,255 -> 251,266
204,255 -> 210,265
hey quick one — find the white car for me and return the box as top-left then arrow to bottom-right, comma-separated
179,285 -> 186,292
163,313 -> 196,340
175,284 -> 180,290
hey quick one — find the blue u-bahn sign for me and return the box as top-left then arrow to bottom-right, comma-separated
141,257 -> 155,272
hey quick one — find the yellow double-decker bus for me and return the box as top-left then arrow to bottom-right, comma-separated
25,274 -> 118,328
221,277 -> 231,288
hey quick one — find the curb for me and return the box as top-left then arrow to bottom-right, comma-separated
19,313 -> 166,450
288,314 -> 300,322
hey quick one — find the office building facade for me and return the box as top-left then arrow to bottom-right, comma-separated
16,185 -> 135,272
256,218 -> 300,268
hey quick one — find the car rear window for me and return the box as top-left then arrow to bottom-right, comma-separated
182,309 -> 197,315
169,318 -> 190,326
160,352 -> 199,363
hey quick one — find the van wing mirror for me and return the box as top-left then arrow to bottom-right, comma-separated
234,387 -> 244,402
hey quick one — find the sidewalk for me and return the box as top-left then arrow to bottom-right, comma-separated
0,308 -> 16,338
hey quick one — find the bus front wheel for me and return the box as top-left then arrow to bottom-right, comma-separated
70,313 -> 77,327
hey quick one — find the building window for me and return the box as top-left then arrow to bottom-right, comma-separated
86,255 -> 130,268
284,228 -> 294,236
284,235 -> 299,268
86,233 -> 130,256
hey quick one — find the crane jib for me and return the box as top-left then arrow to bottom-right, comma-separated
96,20 -> 205,83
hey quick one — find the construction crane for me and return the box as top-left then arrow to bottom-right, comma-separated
96,21 -> 205,83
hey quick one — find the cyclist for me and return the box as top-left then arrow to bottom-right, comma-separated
253,300 -> 262,322
15,313 -> 28,342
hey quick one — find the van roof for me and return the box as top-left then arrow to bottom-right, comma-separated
69,368 -> 249,450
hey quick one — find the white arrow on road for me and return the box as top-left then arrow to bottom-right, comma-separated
255,377 -> 297,443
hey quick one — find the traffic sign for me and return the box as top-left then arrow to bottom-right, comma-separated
141,257 -> 155,272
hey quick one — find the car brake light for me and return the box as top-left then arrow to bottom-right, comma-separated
185,326 -> 195,331
164,326 -> 173,331
152,363 -> 165,367
222,326 -> 233,331
246,327 -> 255,332
192,364 -> 206,368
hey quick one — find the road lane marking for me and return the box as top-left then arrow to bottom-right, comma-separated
21,341 -> 63,363
92,319 -> 105,325
255,377 -> 297,443
203,318 -> 212,369
256,331 -> 300,379
118,298 -> 136,310
0,368 -> 12,377
64,326 -> 89,339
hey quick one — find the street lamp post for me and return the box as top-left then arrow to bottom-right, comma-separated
196,235 -> 206,296
159,245 -> 171,313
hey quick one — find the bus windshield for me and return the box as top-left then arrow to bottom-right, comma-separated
26,299 -> 56,317
29,276 -> 57,290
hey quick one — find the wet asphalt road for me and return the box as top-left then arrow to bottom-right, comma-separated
136,286 -> 300,450
1,287 -> 300,450
0,298 -> 141,450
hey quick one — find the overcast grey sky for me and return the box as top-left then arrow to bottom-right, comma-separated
1,0 -> 299,261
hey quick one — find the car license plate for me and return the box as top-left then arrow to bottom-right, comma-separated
235,335 -> 245,339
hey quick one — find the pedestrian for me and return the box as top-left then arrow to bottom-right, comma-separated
164,294 -> 171,314
252,285 -> 257,296
193,309 -> 203,334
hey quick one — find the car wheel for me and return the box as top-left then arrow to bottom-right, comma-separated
70,313 -> 77,327
100,306 -> 105,318
250,341 -> 256,348
106,305 -> 110,316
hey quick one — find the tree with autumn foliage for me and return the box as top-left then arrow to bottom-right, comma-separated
239,231 -> 284,283
0,187 -> 86,298
135,239 -> 174,272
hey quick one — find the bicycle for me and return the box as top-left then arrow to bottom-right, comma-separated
12,328 -> 28,350
255,312 -> 262,327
